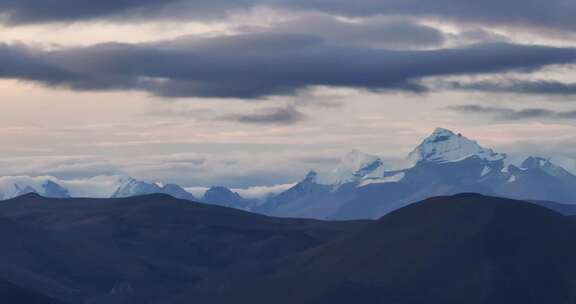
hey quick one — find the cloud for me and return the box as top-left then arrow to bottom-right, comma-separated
239,14 -> 446,49
446,29 -> 510,46
1,0 -> 576,34
0,0 -> 223,24
0,43 -> 75,83
222,106 -> 306,125
284,0 -> 576,33
186,183 -> 296,199
447,79 -> 576,95
233,183 -> 295,199
0,149 -> 343,188
1,35 -> 576,99
448,104 -> 576,120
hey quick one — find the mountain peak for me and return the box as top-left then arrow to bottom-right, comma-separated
202,186 -> 246,208
520,156 -> 574,179
111,177 -> 196,201
42,180 -> 70,198
408,128 -> 506,164
426,127 -> 460,143
111,177 -> 162,198
431,127 -> 457,137
320,150 -> 382,184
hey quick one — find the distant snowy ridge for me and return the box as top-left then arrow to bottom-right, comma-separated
0,176 -> 70,200
255,127 -> 576,220
3,128 -> 576,221
111,177 -> 196,201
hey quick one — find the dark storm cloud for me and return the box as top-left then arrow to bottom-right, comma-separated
1,0 -> 575,33
448,79 -> 576,95
223,106 -> 306,125
2,34 -> 576,99
449,105 -> 576,120
0,43 -> 75,83
240,15 -> 446,49
0,0 -> 250,24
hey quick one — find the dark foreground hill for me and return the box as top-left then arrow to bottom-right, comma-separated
2,193 -> 576,304
0,277 -> 62,303
232,193 -> 576,304
0,193 -> 368,303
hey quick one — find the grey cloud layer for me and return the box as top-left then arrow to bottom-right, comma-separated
448,79 -> 576,95
0,150 -> 339,188
1,0 -> 576,33
0,0 -> 245,24
449,105 -> 576,120
0,44 -> 74,82
287,0 -> 576,31
240,15 -> 446,49
2,34 -> 576,99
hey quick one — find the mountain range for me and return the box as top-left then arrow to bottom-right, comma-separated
255,128 -> 576,219
0,179 -> 70,200
3,128 -> 576,220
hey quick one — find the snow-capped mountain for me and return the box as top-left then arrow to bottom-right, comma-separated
256,171 -> 337,217
319,150 -> 384,185
256,128 -> 576,220
3,128 -> 576,220
109,177 -> 262,207
407,128 -> 506,165
111,177 -> 197,201
0,177 -> 70,200
111,177 -> 163,198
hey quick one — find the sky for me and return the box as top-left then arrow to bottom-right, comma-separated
1,0 -> 576,192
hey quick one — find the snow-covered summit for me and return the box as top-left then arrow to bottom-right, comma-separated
319,150 -> 383,185
314,129 -> 507,188
111,177 -> 197,200
0,177 -> 70,200
111,177 -> 162,198
407,128 -> 506,165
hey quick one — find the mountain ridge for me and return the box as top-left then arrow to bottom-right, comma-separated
256,128 -> 576,219
3,128 -> 576,221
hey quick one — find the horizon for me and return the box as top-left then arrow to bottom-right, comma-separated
2,126 -> 575,199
